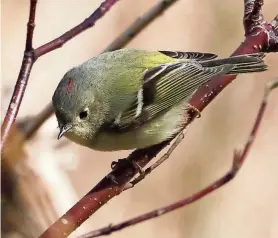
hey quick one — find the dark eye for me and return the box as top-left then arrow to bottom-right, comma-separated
79,110 -> 88,120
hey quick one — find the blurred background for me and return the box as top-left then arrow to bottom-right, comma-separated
1,0 -> 278,237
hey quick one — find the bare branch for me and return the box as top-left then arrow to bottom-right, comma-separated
78,76 -> 278,238
189,8 -> 278,111
1,0 -> 38,151
26,0 -> 38,51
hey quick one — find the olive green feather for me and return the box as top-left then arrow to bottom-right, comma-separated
110,51 -> 267,131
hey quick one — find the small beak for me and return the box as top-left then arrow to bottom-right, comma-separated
58,124 -> 72,140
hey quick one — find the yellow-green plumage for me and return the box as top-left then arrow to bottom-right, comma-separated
52,49 -> 267,151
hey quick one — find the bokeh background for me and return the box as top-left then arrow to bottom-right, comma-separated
2,0 -> 278,237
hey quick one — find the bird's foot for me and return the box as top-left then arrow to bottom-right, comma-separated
111,158 -> 145,175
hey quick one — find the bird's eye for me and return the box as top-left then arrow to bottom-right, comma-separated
79,110 -> 88,120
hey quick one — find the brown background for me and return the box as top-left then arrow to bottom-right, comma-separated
2,0 -> 278,237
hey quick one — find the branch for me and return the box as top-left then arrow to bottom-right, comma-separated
26,0 -> 38,51
266,14 -> 278,52
79,77 -> 278,238
40,0 -> 278,237
1,0 -> 119,152
1,0 -> 37,152
189,11 -> 278,110
244,0 -> 264,35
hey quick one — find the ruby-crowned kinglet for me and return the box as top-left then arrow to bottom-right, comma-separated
52,49 -> 266,151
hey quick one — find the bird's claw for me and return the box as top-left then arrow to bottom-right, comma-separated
111,158 -> 145,176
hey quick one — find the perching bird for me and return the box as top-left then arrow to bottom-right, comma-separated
52,49 -> 267,151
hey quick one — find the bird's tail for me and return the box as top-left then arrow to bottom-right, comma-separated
200,53 -> 267,74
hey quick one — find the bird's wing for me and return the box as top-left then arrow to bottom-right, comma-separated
159,51 -> 218,60
106,60 -> 233,132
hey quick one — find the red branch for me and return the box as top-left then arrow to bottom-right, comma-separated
189,0 -> 278,110
1,0 -> 37,152
79,78 -> 278,238
26,0 -> 37,51
1,0 -> 119,152
39,1 -> 278,238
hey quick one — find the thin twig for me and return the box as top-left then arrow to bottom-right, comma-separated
1,0 -> 37,151
78,77 -> 278,238
26,0 -> 38,51
124,131 -> 185,190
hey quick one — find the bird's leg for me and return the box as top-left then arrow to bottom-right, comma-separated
111,158 -> 144,174
124,132 -> 185,190
110,158 -> 145,187
109,159 -> 142,185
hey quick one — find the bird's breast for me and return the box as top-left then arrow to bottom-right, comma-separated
89,101 -> 189,151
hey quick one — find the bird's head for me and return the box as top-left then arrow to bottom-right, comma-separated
52,68 -> 105,145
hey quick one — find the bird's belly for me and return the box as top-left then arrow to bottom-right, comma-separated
91,101 -> 189,151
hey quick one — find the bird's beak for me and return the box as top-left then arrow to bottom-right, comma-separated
58,124 -> 72,140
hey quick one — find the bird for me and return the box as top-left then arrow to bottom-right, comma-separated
52,48 -> 267,151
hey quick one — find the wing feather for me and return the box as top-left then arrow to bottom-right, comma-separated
109,61 -> 233,131
159,51 -> 218,60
